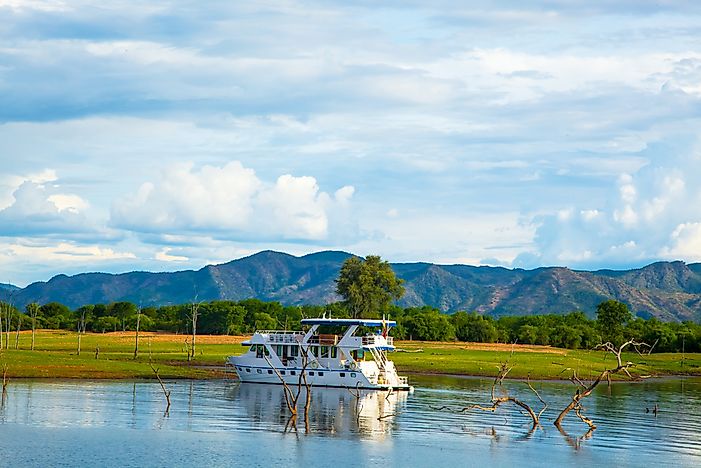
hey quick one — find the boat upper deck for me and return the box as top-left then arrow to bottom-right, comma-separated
300,318 -> 396,327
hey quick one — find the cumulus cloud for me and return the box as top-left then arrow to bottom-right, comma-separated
0,180 -> 92,236
111,161 -> 357,242
2,241 -> 135,262
154,247 -> 188,262
515,138 -> 701,267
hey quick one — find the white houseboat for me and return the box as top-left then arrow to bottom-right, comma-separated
226,318 -> 412,391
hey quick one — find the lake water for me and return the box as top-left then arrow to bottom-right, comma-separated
1,375 -> 700,467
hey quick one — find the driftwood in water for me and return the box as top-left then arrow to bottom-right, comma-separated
433,360 -> 547,433
466,362 -> 547,432
149,363 -> 171,415
264,345 -> 313,432
555,339 -> 650,430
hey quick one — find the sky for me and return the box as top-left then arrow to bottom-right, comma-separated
1,0 -> 701,287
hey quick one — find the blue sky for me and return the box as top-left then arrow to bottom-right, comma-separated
1,1 -> 701,286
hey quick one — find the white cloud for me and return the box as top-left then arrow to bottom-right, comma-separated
111,161 -> 261,232
2,241 -> 135,262
0,180 -> 92,236
661,223 -> 701,261
154,247 -> 188,262
47,194 -> 89,213
0,0 -> 68,12
516,138 -> 701,268
0,168 -> 58,209
257,174 -> 329,240
111,161 -> 356,242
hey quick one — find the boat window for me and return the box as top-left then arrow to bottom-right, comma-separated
256,345 -> 270,358
257,369 -> 262,374
276,345 -> 283,356
280,370 -> 286,375
290,370 -> 296,376
309,347 -> 316,357
246,368 -> 251,373
350,372 -> 356,378
289,345 -> 298,357
267,369 -> 273,374
249,345 -> 256,352
340,372 -> 346,378
331,347 -> 338,358
309,371 -> 315,376
318,372 -> 324,376
320,346 -> 329,358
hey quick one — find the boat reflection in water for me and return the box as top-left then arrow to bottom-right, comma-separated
228,382 -> 408,437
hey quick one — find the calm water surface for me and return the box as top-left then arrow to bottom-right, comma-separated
1,375 -> 700,467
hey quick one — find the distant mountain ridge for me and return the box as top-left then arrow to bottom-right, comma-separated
0,283 -> 19,293
7,251 -> 701,322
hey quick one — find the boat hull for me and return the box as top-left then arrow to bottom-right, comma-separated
227,362 -> 412,391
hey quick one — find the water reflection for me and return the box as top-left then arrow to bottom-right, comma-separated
0,376 -> 700,467
229,383 -> 407,438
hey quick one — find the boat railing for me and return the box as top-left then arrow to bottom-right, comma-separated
361,335 -> 394,347
307,334 -> 339,345
258,330 -> 305,343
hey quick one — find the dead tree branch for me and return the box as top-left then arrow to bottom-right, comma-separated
149,363 -> 171,415
263,344 -> 313,432
434,361 -> 546,432
555,339 -> 650,429
2,362 -> 9,405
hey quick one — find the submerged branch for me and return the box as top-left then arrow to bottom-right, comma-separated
555,339 -> 650,429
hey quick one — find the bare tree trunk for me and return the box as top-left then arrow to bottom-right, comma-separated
133,308 -> 141,359
188,301 -> 200,362
31,320 -> 36,351
27,302 -> 39,351
4,294 -> 14,350
29,303 -> 38,351
1,363 -> 8,406
14,315 -> 21,350
76,311 -> 86,356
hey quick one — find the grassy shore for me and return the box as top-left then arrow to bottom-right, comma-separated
1,330 -> 699,380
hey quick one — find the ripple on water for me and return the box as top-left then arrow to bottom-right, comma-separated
1,376 -> 700,465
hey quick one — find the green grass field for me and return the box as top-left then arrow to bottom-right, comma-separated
1,330 -> 699,380
391,341 -> 701,380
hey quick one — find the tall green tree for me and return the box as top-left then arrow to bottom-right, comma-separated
596,299 -> 632,345
335,255 -> 405,318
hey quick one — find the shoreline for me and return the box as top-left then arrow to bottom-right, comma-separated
2,331 -> 699,381
3,364 -> 698,383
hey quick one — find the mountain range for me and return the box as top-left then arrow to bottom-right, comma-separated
5,251 -> 701,322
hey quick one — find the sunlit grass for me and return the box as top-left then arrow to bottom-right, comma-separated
392,341 -> 701,380
0,330 -> 247,379
0,330 -> 698,380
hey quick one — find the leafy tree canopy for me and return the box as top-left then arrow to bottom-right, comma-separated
335,255 -> 405,318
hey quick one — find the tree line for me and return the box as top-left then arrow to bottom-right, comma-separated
1,298 -> 700,353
